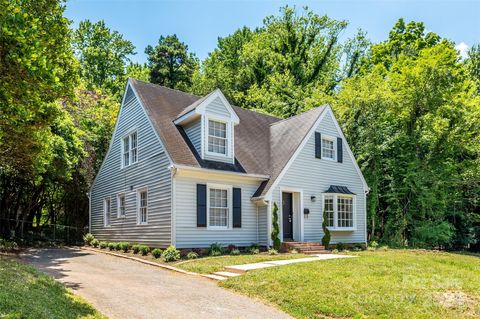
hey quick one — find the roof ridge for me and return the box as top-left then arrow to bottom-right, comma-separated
129,77 -> 201,98
270,106 -> 327,127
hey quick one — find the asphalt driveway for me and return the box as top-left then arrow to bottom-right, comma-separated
22,248 -> 291,319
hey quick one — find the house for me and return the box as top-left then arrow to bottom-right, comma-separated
89,78 -> 369,249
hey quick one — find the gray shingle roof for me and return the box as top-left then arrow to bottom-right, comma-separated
129,78 -> 326,198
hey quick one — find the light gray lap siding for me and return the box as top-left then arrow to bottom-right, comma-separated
184,119 -> 201,155
257,205 -> 269,246
174,174 -> 264,248
271,111 -> 366,244
90,87 -> 172,247
205,97 -> 230,118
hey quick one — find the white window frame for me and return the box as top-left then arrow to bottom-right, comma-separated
136,187 -> 148,225
121,129 -> 138,168
205,117 -> 231,158
104,198 -> 111,227
206,183 -> 232,230
117,193 -> 126,218
321,134 -> 336,161
322,193 -> 356,231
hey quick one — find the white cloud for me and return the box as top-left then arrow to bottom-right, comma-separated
455,42 -> 470,60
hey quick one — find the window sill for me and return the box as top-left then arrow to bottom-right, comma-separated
327,227 -> 356,232
205,151 -> 229,158
137,222 -> 148,226
321,157 -> 336,161
121,161 -> 139,170
206,226 -> 231,231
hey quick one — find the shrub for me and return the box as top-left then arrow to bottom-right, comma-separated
271,203 -> 281,250
152,248 -> 163,259
248,243 -> 259,254
118,242 -> 130,252
108,242 -> 116,251
369,240 -> 379,249
187,251 -> 199,259
379,245 -> 389,251
99,241 -> 108,249
230,249 -> 240,256
321,209 -> 331,249
227,244 -> 237,252
91,239 -> 99,248
139,245 -> 150,256
209,242 -> 223,256
268,248 -> 278,255
336,242 -> 346,251
83,233 -> 95,246
354,243 -> 364,251
0,239 -> 18,252
132,244 -> 141,254
162,246 -> 180,262
332,249 -> 339,254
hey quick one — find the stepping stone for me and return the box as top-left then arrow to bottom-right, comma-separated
213,271 -> 241,278
202,274 -> 227,281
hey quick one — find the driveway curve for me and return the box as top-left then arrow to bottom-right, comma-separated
22,248 -> 291,319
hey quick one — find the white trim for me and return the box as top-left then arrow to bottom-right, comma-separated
206,183 -> 233,230
321,193 -> 356,231
279,188 -> 304,242
121,129 -> 138,169
266,196 -> 273,247
173,109 -> 196,125
103,197 -> 111,227
320,134 -> 336,161
171,166 -> 177,247
196,89 -> 240,124
205,117 -> 231,158
136,187 -> 149,225
117,193 -> 126,218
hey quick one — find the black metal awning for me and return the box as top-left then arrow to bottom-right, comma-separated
324,185 -> 355,195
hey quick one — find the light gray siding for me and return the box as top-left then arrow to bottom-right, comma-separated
90,86 -> 172,247
205,97 -> 230,118
184,119 -> 201,155
174,174 -> 265,248
257,205 -> 269,246
271,110 -> 366,244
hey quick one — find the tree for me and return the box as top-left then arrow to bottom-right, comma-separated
73,20 -> 135,96
145,34 -> 198,91
321,209 -> 331,248
271,203 -> 281,250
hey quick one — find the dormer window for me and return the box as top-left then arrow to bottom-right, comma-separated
207,120 -> 228,155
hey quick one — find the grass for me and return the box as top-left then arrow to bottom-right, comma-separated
220,250 -> 480,319
0,256 -> 105,319
175,253 -> 309,274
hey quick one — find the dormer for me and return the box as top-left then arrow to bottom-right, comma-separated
174,89 -> 240,164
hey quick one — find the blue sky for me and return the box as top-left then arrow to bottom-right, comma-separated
65,0 -> 480,63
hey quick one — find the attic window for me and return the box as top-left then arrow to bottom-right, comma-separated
122,131 -> 138,167
207,120 -> 227,155
321,136 -> 336,160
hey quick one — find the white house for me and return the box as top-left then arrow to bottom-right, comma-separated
89,78 -> 369,249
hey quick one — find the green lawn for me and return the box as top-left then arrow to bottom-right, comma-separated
220,250 -> 480,319
175,253 -> 308,274
0,256 -> 105,319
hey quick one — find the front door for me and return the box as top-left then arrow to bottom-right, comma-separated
282,192 -> 293,240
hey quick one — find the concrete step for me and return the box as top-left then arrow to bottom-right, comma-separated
213,271 -> 241,278
304,250 -> 330,254
202,274 -> 228,281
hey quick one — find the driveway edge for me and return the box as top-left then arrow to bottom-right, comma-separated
81,246 -> 204,278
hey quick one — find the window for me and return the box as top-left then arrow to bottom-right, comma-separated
207,120 -> 227,155
122,131 -> 138,167
137,189 -> 148,224
323,194 -> 354,229
117,194 -> 126,218
104,198 -> 111,227
324,195 -> 334,227
208,187 -> 230,228
321,136 -> 336,160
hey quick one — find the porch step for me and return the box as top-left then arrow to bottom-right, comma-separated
281,241 -> 327,254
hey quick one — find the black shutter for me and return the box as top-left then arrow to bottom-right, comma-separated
197,184 -> 207,227
315,132 -> 321,158
233,188 -> 242,228
337,137 -> 343,163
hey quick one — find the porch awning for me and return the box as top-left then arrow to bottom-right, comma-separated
324,185 -> 355,195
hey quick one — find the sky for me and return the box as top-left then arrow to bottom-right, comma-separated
65,0 -> 480,63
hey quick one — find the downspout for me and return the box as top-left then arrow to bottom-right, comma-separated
170,165 -> 178,247
87,191 -> 91,233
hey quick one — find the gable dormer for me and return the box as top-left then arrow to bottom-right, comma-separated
175,89 -> 239,164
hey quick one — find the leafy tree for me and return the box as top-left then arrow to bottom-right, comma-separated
271,203 -> 281,250
321,209 -> 331,248
73,19 -> 135,96
145,34 -> 198,91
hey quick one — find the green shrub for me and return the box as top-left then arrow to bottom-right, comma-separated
321,209 -> 331,249
0,239 -> 18,252
91,239 -> 99,248
99,241 -> 108,249
227,244 -> 237,252
411,221 -> 454,249
187,251 -> 199,259
230,249 -> 240,256
248,243 -> 259,254
268,248 -> 278,255
118,242 -> 130,252
83,233 -> 95,246
132,244 -> 141,254
379,245 -> 389,251
336,242 -> 346,251
369,240 -> 379,249
152,248 -> 163,259
107,242 -> 116,251
354,243 -> 364,251
209,242 -> 223,256
162,246 -> 180,262
138,245 -> 150,256
271,202 -> 281,250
